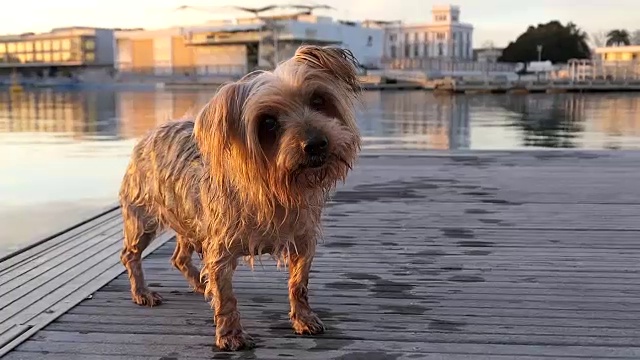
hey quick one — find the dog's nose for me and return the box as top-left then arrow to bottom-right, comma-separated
303,135 -> 328,155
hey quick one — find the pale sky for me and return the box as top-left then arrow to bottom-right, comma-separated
0,0 -> 637,47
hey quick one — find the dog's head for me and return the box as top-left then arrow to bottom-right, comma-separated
194,45 -> 362,207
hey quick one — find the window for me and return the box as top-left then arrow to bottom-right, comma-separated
52,52 -> 61,62
16,42 -> 24,52
25,53 -> 33,62
7,43 -> 15,53
25,42 -> 33,52
436,32 -> 445,40
35,41 -> 42,51
389,34 -> 397,42
61,39 -> 71,50
404,33 -> 410,43
85,52 -> 95,62
413,44 -> 419,57
0,43 -> 5,53
52,40 -> 61,51
423,43 -> 429,57
85,39 -> 96,50
35,53 -> 43,61
413,33 -> 419,42
366,36 -> 373,47
390,45 -> 397,58
404,44 -> 410,57
43,40 -> 51,51
43,53 -> 51,62
438,43 -> 444,56
61,51 -> 71,61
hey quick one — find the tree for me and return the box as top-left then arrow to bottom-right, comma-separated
606,29 -> 630,46
499,21 -> 591,63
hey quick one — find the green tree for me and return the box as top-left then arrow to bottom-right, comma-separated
499,20 -> 591,63
606,29 -> 631,46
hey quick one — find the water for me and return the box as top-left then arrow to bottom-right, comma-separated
1,88 -> 640,255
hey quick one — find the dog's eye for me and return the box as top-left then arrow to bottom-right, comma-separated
260,116 -> 279,132
310,95 -> 325,110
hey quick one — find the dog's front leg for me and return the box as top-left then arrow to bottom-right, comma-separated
288,250 -> 325,335
207,255 -> 255,351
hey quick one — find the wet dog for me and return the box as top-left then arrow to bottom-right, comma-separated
118,45 -> 362,351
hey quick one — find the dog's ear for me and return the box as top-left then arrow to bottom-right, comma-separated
193,81 -> 249,168
292,45 -> 362,94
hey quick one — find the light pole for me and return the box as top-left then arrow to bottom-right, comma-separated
537,44 -> 543,62
536,44 -> 543,81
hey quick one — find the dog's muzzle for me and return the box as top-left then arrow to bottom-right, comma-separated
303,135 -> 328,168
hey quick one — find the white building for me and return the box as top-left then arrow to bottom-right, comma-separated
114,13 -> 384,76
383,5 -> 474,62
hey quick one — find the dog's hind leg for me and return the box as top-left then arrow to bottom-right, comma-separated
120,204 -> 163,306
171,235 -> 206,294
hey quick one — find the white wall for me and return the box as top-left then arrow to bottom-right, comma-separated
282,19 -> 384,68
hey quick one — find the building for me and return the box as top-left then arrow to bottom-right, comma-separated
474,47 -> 503,63
114,13 -> 384,77
0,27 -> 115,78
588,46 -> 640,80
383,4 -> 474,64
594,45 -> 640,62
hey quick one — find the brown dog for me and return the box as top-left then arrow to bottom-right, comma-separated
118,45 -> 362,351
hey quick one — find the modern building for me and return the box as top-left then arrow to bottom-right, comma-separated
594,45 -> 640,62
383,4 -> 474,65
0,27 -> 115,78
473,47 -> 503,63
114,13 -> 384,77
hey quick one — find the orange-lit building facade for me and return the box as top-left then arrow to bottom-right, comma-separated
0,27 -> 115,76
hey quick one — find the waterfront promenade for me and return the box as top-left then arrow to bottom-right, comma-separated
1,150 -> 640,359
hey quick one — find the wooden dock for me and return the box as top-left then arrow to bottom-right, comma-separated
2,150 -> 640,359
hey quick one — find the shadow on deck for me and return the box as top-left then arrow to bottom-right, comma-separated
2,150 -> 640,359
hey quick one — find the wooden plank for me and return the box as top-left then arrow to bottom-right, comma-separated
0,231 -> 175,357
0,221 -> 123,298
5,348 -> 622,360
11,336 -> 640,358
5,151 -> 640,359
0,208 -> 121,275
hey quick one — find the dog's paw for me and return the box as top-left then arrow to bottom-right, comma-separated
131,289 -> 163,307
291,311 -> 326,335
215,331 -> 255,351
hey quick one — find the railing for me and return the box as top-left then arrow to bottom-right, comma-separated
381,57 -> 518,73
114,65 -> 247,77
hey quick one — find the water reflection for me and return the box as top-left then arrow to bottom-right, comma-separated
501,94 -> 585,149
2,89 -> 640,150
2,88 -> 640,253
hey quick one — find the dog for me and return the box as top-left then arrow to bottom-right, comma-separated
118,45 -> 362,351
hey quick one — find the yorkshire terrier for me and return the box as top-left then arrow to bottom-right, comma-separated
118,45 -> 362,351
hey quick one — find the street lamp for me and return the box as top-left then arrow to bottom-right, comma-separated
536,45 -> 543,81
537,44 -> 543,62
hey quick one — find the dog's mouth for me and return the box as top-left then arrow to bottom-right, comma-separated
306,155 -> 327,169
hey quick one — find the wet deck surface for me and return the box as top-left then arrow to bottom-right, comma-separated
3,150 -> 640,359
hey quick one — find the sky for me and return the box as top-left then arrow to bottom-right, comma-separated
0,0 -> 638,47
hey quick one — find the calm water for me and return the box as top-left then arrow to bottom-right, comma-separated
1,89 -> 640,255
